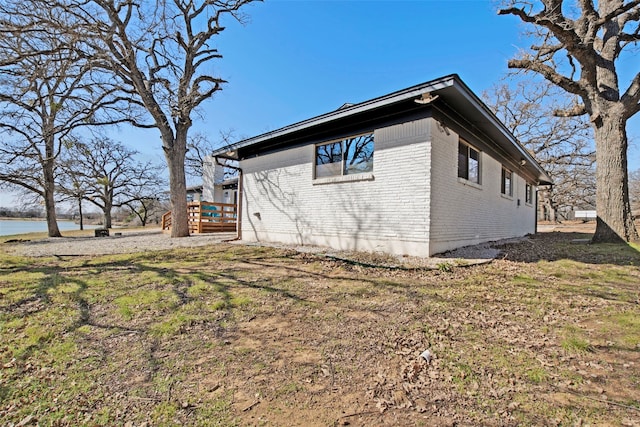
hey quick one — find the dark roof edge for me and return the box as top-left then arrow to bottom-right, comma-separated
212,74 -> 552,185
212,74 -> 458,157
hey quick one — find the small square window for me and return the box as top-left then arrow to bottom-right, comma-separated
501,167 -> 513,197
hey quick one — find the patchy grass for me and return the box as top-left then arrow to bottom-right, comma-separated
561,326 -> 594,353
0,233 -> 639,426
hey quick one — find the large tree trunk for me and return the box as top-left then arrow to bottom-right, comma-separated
592,114 -> 639,243
140,209 -> 147,227
165,133 -> 190,238
103,204 -> 112,229
43,147 -> 61,237
591,1 -> 638,243
44,184 -> 61,237
104,185 -> 113,229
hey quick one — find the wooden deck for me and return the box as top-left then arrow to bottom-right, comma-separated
161,201 -> 237,234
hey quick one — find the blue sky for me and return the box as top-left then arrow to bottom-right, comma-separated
2,0 -> 639,207
206,0 -> 639,158
209,0 -> 530,137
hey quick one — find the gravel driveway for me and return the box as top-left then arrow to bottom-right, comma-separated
6,228 -> 237,257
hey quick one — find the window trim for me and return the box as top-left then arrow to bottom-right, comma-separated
313,172 -> 375,186
457,139 -> 481,185
457,176 -> 482,190
314,132 -> 374,179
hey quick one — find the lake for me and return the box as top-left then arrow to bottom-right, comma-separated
0,219 -> 99,236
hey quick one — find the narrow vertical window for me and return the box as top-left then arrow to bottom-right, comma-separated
501,167 -> 513,196
525,183 -> 533,204
458,142 -> 469,180
458,140 -> 480,184
468,147 -> 479,183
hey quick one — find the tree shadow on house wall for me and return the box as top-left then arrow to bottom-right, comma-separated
246,169 -> 312,244
248,168 -> 384,252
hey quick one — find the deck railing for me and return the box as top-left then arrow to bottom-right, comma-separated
161,201 -> 237,233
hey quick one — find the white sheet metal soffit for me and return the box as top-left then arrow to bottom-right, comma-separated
212,74 -> 553,185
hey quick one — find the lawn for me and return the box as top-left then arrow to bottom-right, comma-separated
1,232 -> 639,426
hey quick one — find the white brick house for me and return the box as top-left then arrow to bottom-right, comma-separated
212,75 -> 552,257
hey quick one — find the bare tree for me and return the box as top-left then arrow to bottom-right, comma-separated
499,0 -> 640,242
0,2 -> 131,237
124,197 -> 167,227
57,161 -> 91,230
185,130 -> 239,182
485,80 -> 596,221
62,0 -> 258,237
58,138 -> 166,228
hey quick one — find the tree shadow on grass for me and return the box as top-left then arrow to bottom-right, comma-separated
496,231 -> 640,266
493,232 -> 640,306
0,269 -> 92,365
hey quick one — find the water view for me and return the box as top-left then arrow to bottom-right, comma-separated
0,219 -> 99,236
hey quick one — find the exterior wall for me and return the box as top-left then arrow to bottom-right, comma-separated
428,122 -> 537,255
239,117 -> 537,257
240,119 -> 432,256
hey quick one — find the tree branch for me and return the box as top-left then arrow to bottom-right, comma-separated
597,0 -> 640,26
621,71 -> 640,118
553,103 -> 587,117
508,58 -> 587,97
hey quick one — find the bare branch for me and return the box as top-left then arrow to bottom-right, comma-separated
485,78 -> 595,219
507,58 -> 587,96
553,103 -> 587,117
597,0 -> 640,26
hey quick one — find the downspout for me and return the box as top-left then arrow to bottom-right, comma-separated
215,157 -> 243,241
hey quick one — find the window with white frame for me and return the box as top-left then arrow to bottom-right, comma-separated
501,167 -> 513,196
315,133 -> 374,178
525,183 -> 533,204
458,140 -> 480,184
